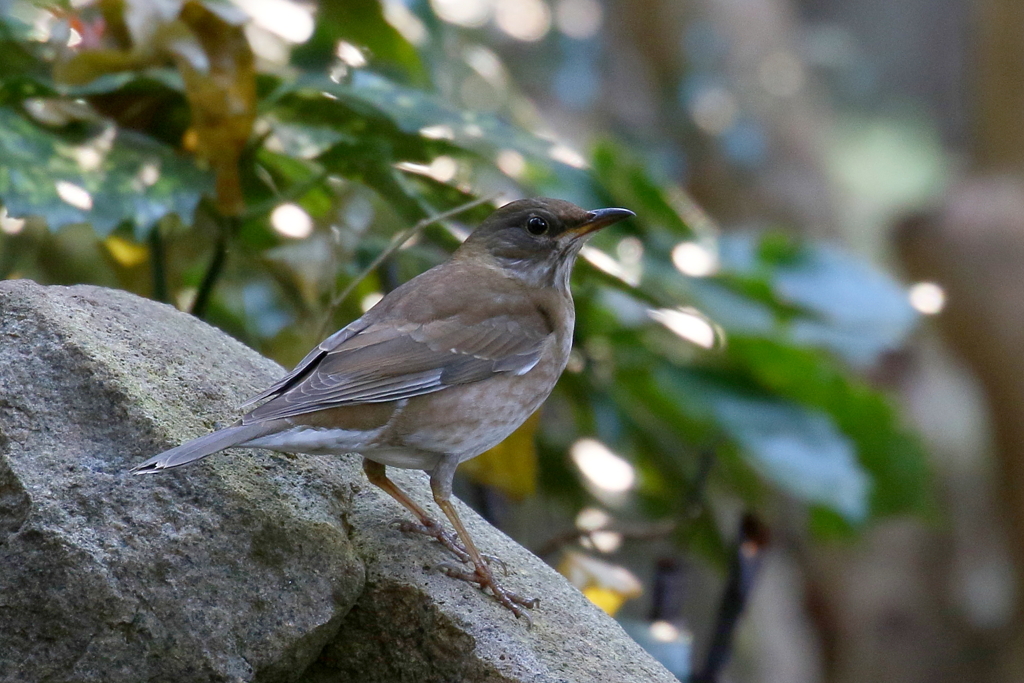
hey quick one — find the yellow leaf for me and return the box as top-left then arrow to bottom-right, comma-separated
458,412 -> 540,500
173,1 -> 256,216
558,551 -> 643,617
54,49 -> 151,86
104,235 -> 149,267
582,587 -> 630,616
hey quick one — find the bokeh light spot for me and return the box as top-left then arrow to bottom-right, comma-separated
0,208 -> 25,235
908,281 -> 945,315
571,438 -> 636,493
672,241 -> 718,277
649,307 -> 718,348
689,86 -> 738,135
554,0 -> 603,39
233,0 -> 314,43
431,0 -> 490,28
360,292 -> 384,312
494,0 -> 552,42
271,203 -> 313,239
575,506 -> 610,531
496,149 -> 527,177
56,181 -> 92,210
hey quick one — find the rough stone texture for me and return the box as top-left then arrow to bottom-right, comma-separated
0,280 -> 676,683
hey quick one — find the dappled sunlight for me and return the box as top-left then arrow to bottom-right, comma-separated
382,0 -> 428,45
575,506 -> 611,531
271,203 -> 313,239
548,143 -> 587,168
494,0 -> 551,42
650,620 -> 683,643
0,208 -> 25,235
335,40 -> 368,68
908,281 -> 945,315
570,438 -> 636,494
419,124 -> 455,140
427,155 -> 458,182
496,149 -> 526,177
55,180 -> 92,211
430,0 -> 490,28
231,0 -> 314,43
360,292 -> 383,312
585,530 -> 623,554
581,245 -> 642,287
648,307 -> 720,349
136,162 -> 161,188
671,241 -> 718,277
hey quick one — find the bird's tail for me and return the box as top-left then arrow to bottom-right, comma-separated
131,423 -> 274,474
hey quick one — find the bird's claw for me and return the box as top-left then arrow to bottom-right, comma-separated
395,519 -> 508,574
394,518 -> 472,564
394,517 -> 532,622
431,562 -> 539,625
482,553 -> 509,576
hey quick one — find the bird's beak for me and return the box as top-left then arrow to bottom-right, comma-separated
565,207 -> 635,240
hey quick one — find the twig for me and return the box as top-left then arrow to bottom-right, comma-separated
191,211 -> 236,320
534,520 -> 676,558
148,222 -> 167,303
317,194 -> 497,339
692,513 -> 770,683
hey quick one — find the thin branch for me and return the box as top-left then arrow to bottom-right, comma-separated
317,194 -> 497,339
692,513 -> 770,683
191,211 -> 236,320
534,520 -> 676,558
148,222 -> 167,303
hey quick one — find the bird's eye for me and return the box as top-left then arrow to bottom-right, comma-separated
526,216 -> 549,235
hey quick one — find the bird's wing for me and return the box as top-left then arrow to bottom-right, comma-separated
237,319 -> 371,409
241,314 -> 549,423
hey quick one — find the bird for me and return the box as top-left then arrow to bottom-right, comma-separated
132,197 -> 634,621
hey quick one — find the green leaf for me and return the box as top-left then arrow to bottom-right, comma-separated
291,0 -> 426,84
726,337 -> 932,519
715,233 -> 919,366
711,392 -> 868,522
273,72 -> 573,170
0,108 -> 211,236
591,140 -> 696,239
656,367 -> 870,522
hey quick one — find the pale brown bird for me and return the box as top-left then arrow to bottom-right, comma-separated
132,198 -> 634,620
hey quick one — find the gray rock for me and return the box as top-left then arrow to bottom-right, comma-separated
0,280 -> 677,683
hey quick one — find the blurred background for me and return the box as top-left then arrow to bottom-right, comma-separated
1,0 -> 1021,680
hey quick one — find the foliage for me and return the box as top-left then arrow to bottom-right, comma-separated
0,0 -> 930,566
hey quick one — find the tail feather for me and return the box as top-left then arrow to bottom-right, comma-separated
131,424 -> 274,474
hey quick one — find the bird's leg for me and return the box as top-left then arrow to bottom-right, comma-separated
429,457 -> 539,622
362,458 -> 472,563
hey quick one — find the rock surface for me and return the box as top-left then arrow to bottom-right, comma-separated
0,280 -> 676,683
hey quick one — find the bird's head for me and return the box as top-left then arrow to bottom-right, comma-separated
459,198 -> 634,289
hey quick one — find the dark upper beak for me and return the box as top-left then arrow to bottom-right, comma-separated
566,207 -> 635,239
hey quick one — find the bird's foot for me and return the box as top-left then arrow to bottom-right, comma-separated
433,561 -> 540,625
394,518 -> 472,563
394,519 -> 508,574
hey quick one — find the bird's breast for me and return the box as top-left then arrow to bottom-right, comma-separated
384,333 -> 568,461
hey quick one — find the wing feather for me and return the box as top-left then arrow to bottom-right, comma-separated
242,313 -> 549,423
237,319 -> 370,409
